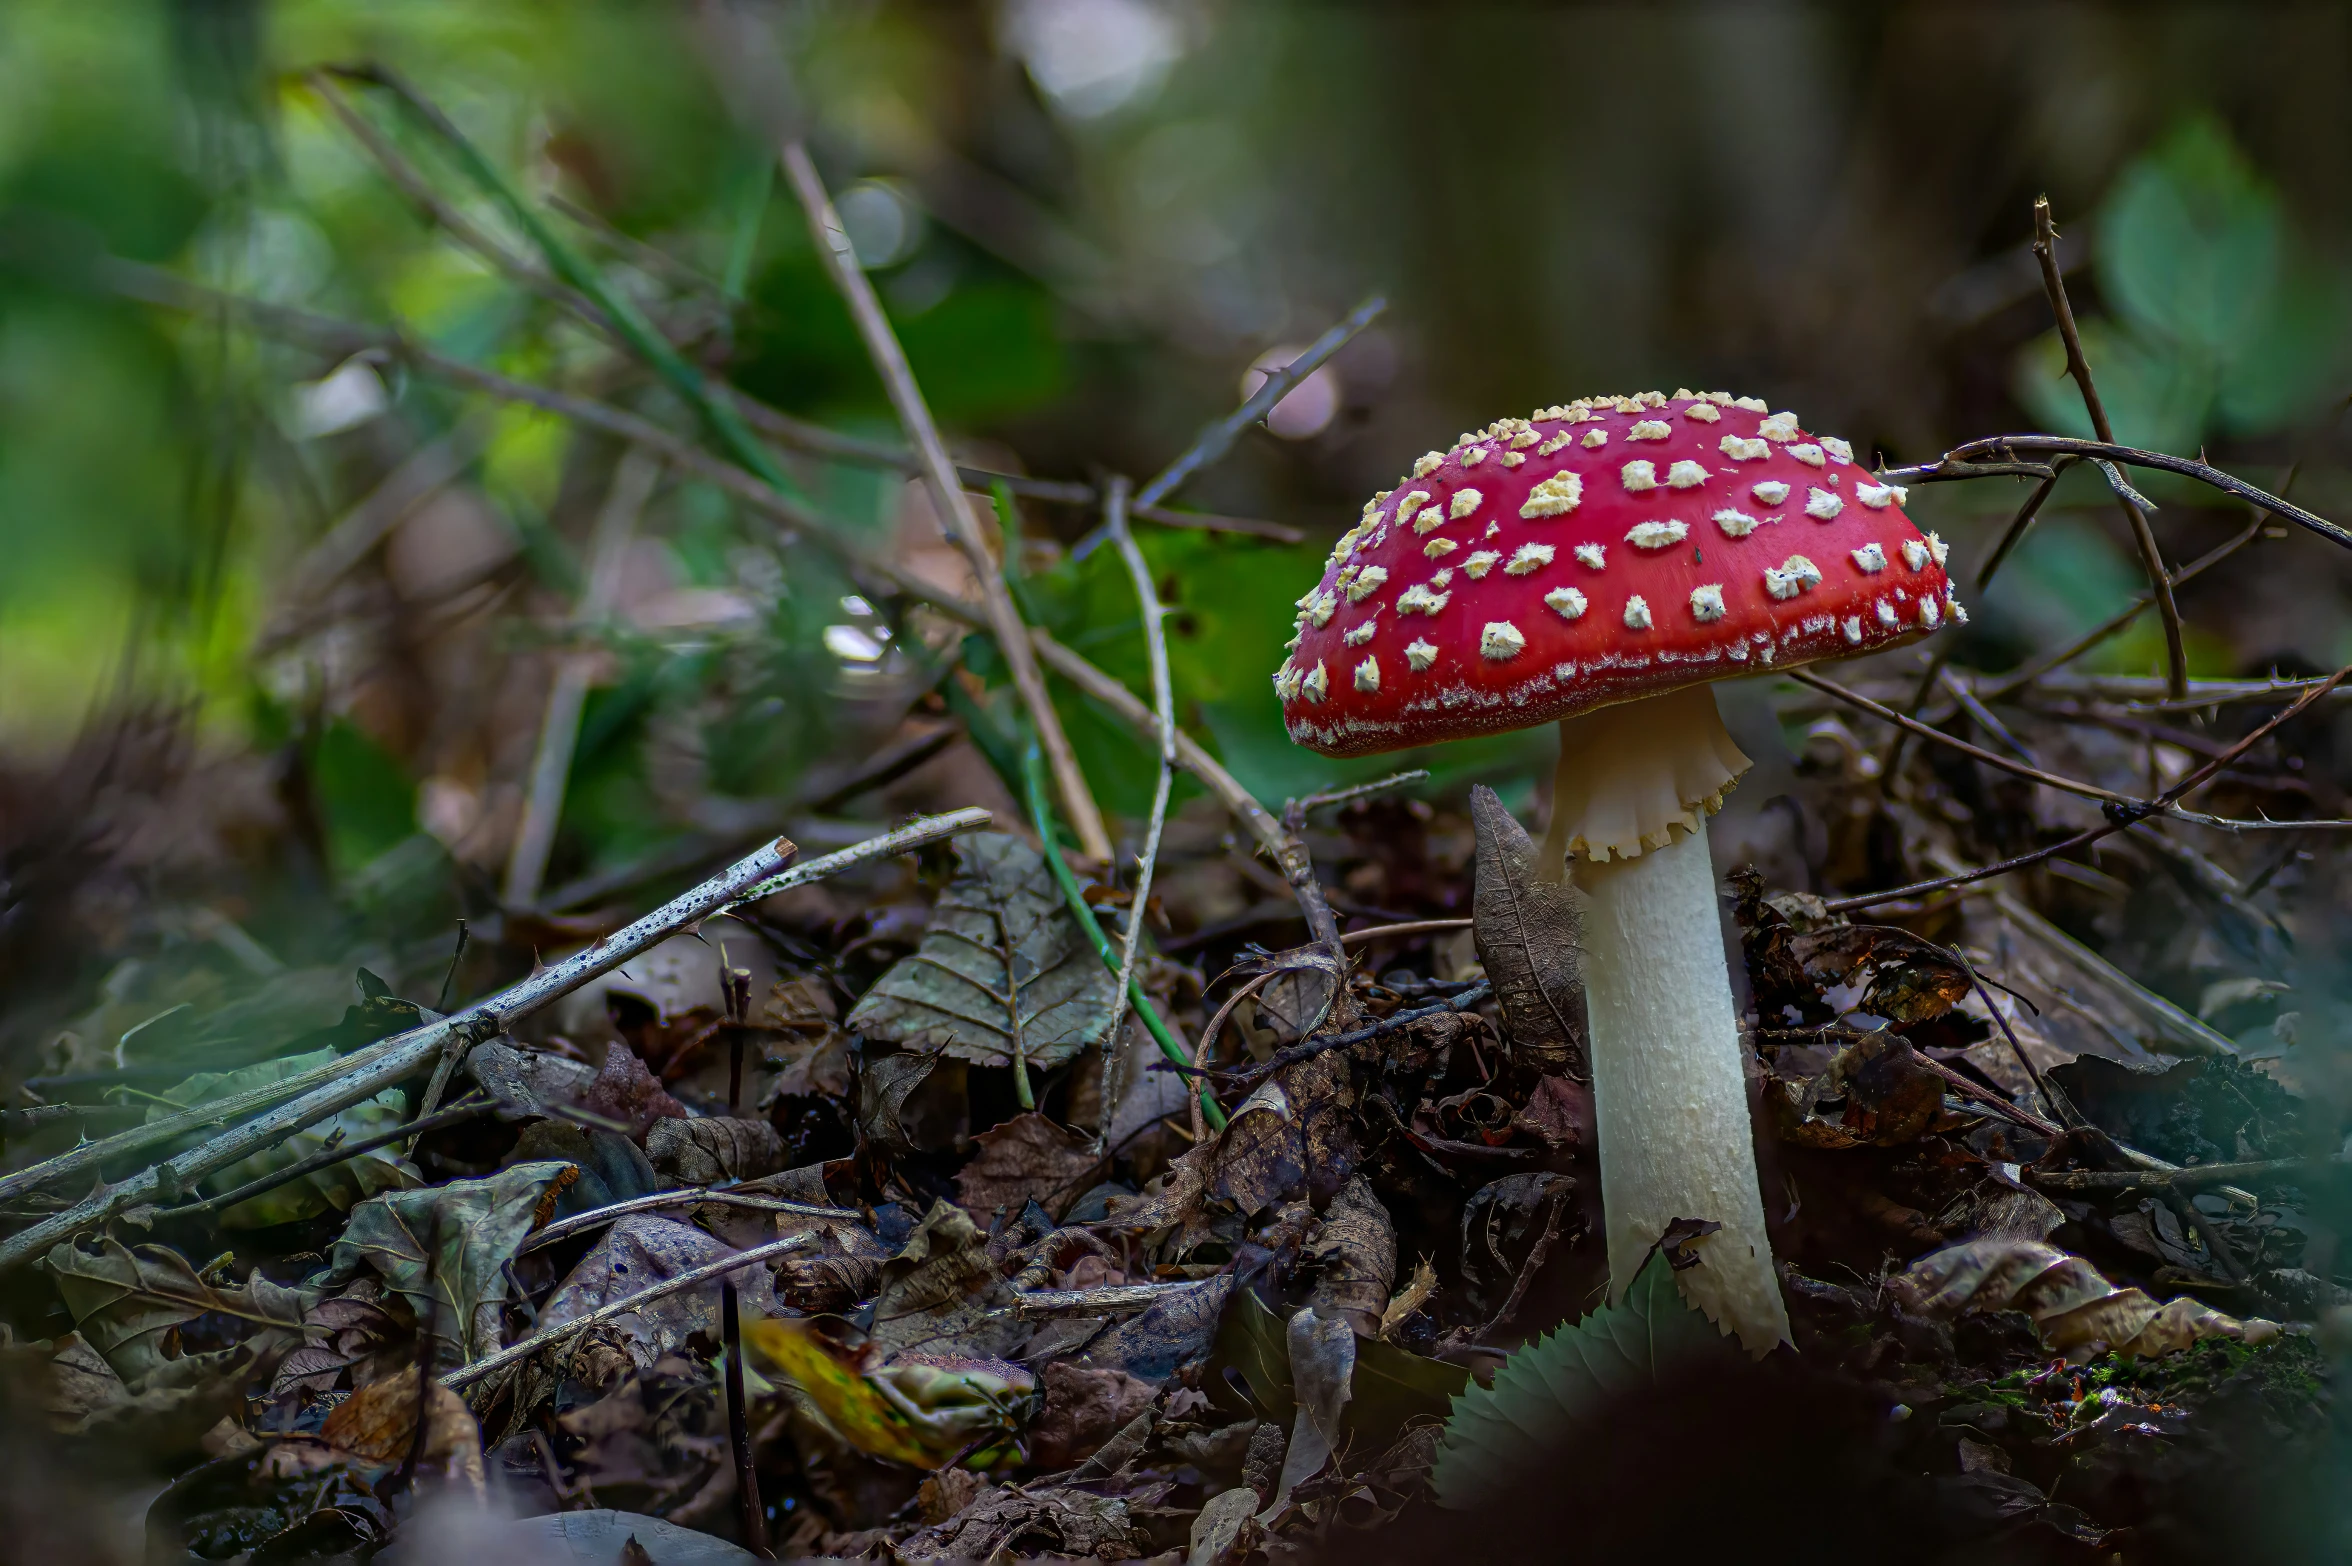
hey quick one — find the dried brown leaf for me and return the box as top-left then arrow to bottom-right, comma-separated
1027,1362 -> 1158,1468
1892,1237 -> 2281,1360
321,1364 -> 485,1491
1306,1174 -> 1396,1338
644,1116 -> 785,1185
1469,785 -> 1586,1071
869,1199 -> 1028,1361
955,1112 -> 1102,1223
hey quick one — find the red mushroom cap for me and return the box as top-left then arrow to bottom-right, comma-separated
1276,391 -> 1958,757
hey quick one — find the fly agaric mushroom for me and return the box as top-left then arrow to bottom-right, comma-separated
1275,391 -> 1957,1353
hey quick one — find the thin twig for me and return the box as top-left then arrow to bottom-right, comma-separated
1792,669 -> 2130,804
522,1188 -> 861,1254
2035,195 -> 2184,696
2029,1156 -> 2349,1193
1191,970 -> 1280,1144
1828,663 -> 2352,913
1973,464 -> 2069,591
1098,476 -> 1177,1145
147,1097 -> 496,1221
778,140 -> 1111,864
1339,918 -> 1473,944
722,1277 -> 769,1555
1214,981 -> 1494,1091
1007,1281 -> 1207,1320
1886,434 -> 2352,552
443,1233 -> 813,1391
1282,769 -> 1432,833
505,448 -> 660,909
0,813 -> 988,1272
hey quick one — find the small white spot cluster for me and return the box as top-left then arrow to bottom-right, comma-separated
1683,402 -> 1722,423
1690,584 -> 1726,622
1505,543 -> 1555,575
1758,412 -> 1801,443
1345,565 -> 1388,602
1805,488 -> 1844,521
1303,662 -> 1329,701
1574,543 -> 1607,570
1752,480 -> 1791,506
1621,460 -> 1659,493
1344,618 -> 1378,646
1424,537 -> 1458,558
1545,586 -> 1588,621
1481,620 -> 1526,660
1463,550 -> 1501,578
1901,538 -> 1932,572
1713,508 -> 1763,538
1627,519 -> 1689,550
1398,583 -> 1450,616
1628,420 -> 1672,441
1856,482 -> 1907,509
1720,435 -> 1769,461
1354,657 -> 1380,692
1623,595 -> 1653,630
1850,542 -> 1887,574
1413,452 -> 1444,478
1406,639 -> 1438,670
1521,472 -> 1584,518
1450,488 -> 1484,519
1764,555 -> 1822,600
1665,459 -> 1710,489
1789,443 -> 1826,468
1580,429 -> 1608,450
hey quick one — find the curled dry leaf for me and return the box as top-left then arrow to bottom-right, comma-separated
579,1040 -> 689,1138
1469,785 -> 1586,1072
956,1112 -> 1103,1223
1378,1257 -> 1439,1341
741,1314 -> 1034,1470
870,1199 -> 1029,1360
1892,1238 -> 2282,1361
540,1215 -> 785,1366
643,1115 -> 785,1185
1771,1028 -> 1955,1149
43,1237 -> 314,1384
1027,1361 -> 1158,1468
320,1364 -> 486,1492
1305,1174 -> 1396,1339
846,832 -> 1117,1073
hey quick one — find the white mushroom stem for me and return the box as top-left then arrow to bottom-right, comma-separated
1545,683 -> 1791,1355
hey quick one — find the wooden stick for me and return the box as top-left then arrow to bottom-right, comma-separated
778,141 -> 1111,865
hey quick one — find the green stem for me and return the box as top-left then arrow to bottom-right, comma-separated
362,70 -> 800,499
1022,745 -> 1225,1132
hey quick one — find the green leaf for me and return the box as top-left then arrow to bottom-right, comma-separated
148,1047 -> 420,1227
1429,1243 -> 1734,1510
44,1237 -> 314,1385
323,1161 -> 576,1366
2099,118 -> 2283,360
844,832 -> 1117,1073
1214,1287 -> 1468,1452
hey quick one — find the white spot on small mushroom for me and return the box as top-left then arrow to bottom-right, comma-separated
1628,420 -> 1672,441
1397,583 -> 1451,616
1539,431 -> 1575,456
1623,594 -> 1652,630
1946,589 -> 1968,624
1450,488 -> 1484,519
1683,401 -> 1722,423
1394,489 -> 1431,528
1788,443 -> 1826,468
1804,488 -> 1844,521
1758,412 -> 1800,443
1413,451 -> 1444,478
1521,472 -> 1584,518
1273,663 -> 1297,699
1928,531 -> 1949,566
1856,481 -> 1907,509
1431,568 -> 1456,588
1720,435 -> 1769,461
1544,585 -> 1588,621
1843,616 -> 1863,644
1484,522 -> 1501,538
1901,538 -> 1932,572
1481,620 -> 1526,660
1752,480 -> 1791,506
1613,397 -> 1644,414
1822,436 -> 1854,464
1310,591 -> 1338,626
1462,550 -> 1502,578
1424,537 -> 1458,559
1509,427 -> 1543,450
1734,396 -> 1768,412
1729,642 -> 1750,661
1463,445 -> 1491,467
1344,618 -> 1378,646
1505,543 -> 1555,575
1345,565 -> 1389,603
1666,459 -> 1710,489
1627,519 -> 1689,550
1405,638 -> 1438,671
1354,656 -> 1381,692
1302,661 -> 1328,702
1579,429 -> 1608,450
1920,596 -> 1942,629
1763,555 -> 1822,600
1713,508 -> 1763,538
1574,543 -> 1607,570
1501,451 -> 1527,468
1689,583 -> 1726,622
1850,542 -> 1887,574
1620,460 -> 1659,493
1876,599 -> 1899,626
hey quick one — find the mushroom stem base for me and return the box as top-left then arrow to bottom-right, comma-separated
1580,814 -> 1791,1355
